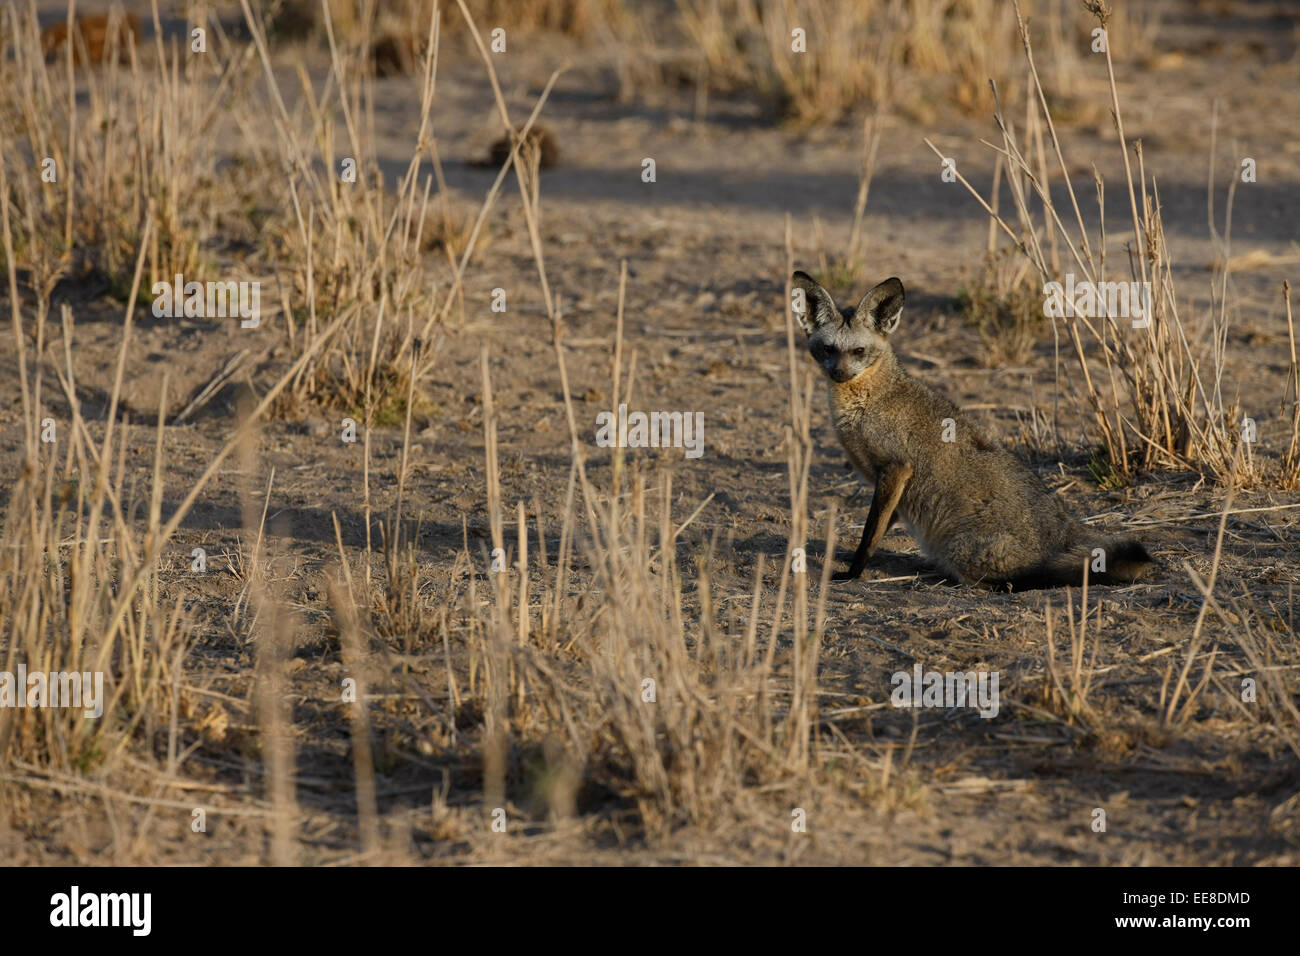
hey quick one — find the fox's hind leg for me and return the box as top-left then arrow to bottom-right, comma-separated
944,531 -> 1034,587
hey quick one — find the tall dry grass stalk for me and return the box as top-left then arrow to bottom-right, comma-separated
0,2 -> 243,302
1226,602 -> 1300,762
0,188 -> 189,776
930,0 -> 1296,487
416,305 -> 833,834
1041,579 -> 1102,729
1280,282 -> 1300,488
0,88 -> 359,796
667,0 -> 1154,124
236,0 -> 567,425
0,229 -> 193,840
237,0 -> 442,422
300,0 -> 846,841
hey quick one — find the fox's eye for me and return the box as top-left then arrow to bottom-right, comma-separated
853,347 -> 867,357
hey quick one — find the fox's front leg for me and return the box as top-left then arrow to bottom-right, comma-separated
832,461 -> 913,582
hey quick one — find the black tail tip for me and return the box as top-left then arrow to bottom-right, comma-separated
1109,538 -> 1156,580
1113,538 -> 1154,565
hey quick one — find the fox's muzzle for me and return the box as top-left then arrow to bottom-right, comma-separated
825,361 -> 857,383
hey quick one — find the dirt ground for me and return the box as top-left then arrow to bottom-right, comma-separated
2,0 -> 1299,865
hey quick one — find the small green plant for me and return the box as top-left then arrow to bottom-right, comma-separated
959,251 -> 1044,366
1087,445 -> 1130,490
812,262 -> 860,292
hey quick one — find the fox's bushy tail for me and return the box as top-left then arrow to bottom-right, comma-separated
1004,536 -> 1155,590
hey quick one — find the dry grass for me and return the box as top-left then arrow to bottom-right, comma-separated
317,10 -> 849,837
960,249 -> 1045,367
264,0 -> 627,75
635,0 -> 1161,125
1040,584 -> 1102,728
230,0 -> 856,843
1,0 -> 1297,865
0,58 -> 189,779
233,0 -> 451,424
418,375 -> 835,833
0,3 -> 236,305
932,0 -> 1299,489
270,0 -> 1160,125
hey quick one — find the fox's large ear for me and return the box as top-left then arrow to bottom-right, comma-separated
854,277 -> 905,335
791,270 -> 838,333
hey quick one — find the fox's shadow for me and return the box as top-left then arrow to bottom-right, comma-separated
826,545 -> 957,587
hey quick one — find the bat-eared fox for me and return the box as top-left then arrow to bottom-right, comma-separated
792,270 -> 1154,590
